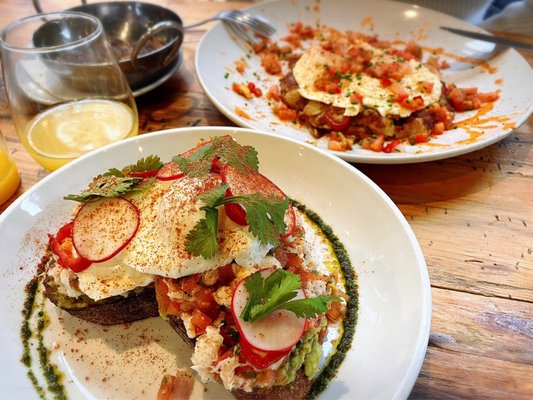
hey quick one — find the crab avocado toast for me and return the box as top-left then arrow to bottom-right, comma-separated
151,137 -> 357,399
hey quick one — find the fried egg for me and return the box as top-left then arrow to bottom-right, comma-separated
292,43 -> 442,118
121,175 -> 272,279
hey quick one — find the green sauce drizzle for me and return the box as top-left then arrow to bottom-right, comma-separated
292,200 -> 359,400
21,275 -> 67,399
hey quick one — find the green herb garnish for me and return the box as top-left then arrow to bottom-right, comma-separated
240,269 -> 339,323
185,184 -> 288,259
173,136 -> 258,178
64,155 -> 163,202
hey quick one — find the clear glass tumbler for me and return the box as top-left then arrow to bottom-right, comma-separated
0,12 -> 139,171
0,128 -> 20,206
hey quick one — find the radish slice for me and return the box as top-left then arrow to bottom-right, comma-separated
231,269 -> 306,356
72,197 -> 140,262
221,164 -> 296,237
156,162 -> 184,181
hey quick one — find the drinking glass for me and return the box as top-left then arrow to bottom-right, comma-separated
0,11 -> 139,171
0,128 -> 20,206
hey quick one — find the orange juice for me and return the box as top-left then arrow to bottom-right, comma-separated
19,99 -> 138,171
0,149 -> 20,205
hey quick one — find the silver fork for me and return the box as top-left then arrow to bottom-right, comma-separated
184,9 -> 276,38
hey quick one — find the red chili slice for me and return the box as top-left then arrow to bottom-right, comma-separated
48,222 -> 92,273
224,188 -> 248,226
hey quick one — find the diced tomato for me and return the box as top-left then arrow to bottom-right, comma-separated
232,83 -> 253,99
349,92 -> 363,104
389,81 -> 409,103
155,278 -> 181,316
380,77 -> 392,87
326,300 -> 344,322
383,139 -> 402,153
191,309 -> 212,335
274,103 -> 298,122
247,82 -> 263,97
413,133 -> 429,144
328,140 -> 343,151
400,95 -> 425,111
418,81 -> 434,94
432,122 -> 445,136
260,52 -> 282,75
266,85 -> 280,102
477,91 -> 499,102
181,274 -> 202,294
360,135 -> 385,152
48,222 -> 92,273
323,111 -> 352,131
404,41 -> 423,60
156,372 -> 194,400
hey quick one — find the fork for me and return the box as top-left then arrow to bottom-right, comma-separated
184,9 -> 276,38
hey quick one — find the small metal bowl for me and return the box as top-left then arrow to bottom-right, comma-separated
33,1 -> 184,91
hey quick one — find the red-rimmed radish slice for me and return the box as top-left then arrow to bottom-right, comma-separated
231,269 -> 306,369
72,197 -> 140,262
130,169 -> 160,178
156,162 -> 184,181
221,164 -> 296,237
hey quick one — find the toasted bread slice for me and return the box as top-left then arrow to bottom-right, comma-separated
43,253 -> 158,325
167,315 -> 313,400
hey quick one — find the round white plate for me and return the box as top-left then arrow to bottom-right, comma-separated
195,0 -> 533,164
0,127 -> 430,399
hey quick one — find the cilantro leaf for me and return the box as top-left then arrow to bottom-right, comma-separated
171,136 -> 259,179
184,185 -> 289,258
64,175 -> 143,203
210,136 -> 259,173
243,194 -> 288,246
240,269 -> 339,323
125,155 -> 163,173
64,155 -> 163,202
185,207 -> 219,258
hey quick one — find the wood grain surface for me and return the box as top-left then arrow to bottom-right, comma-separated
0,1 -> 532,399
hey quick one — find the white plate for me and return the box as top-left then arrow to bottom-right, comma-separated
195,0 -> 533,164
0,127 -> 430,399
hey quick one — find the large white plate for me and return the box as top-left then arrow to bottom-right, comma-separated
0,127 -> 430,399
195,0 -> 533,164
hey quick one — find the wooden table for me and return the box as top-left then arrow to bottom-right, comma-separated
1,1 -> 532,399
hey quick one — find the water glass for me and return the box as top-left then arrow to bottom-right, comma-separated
0,11 -> 139,171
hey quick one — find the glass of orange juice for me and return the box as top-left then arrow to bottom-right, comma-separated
0,128 -> 20,206
0,12 -> 138,171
